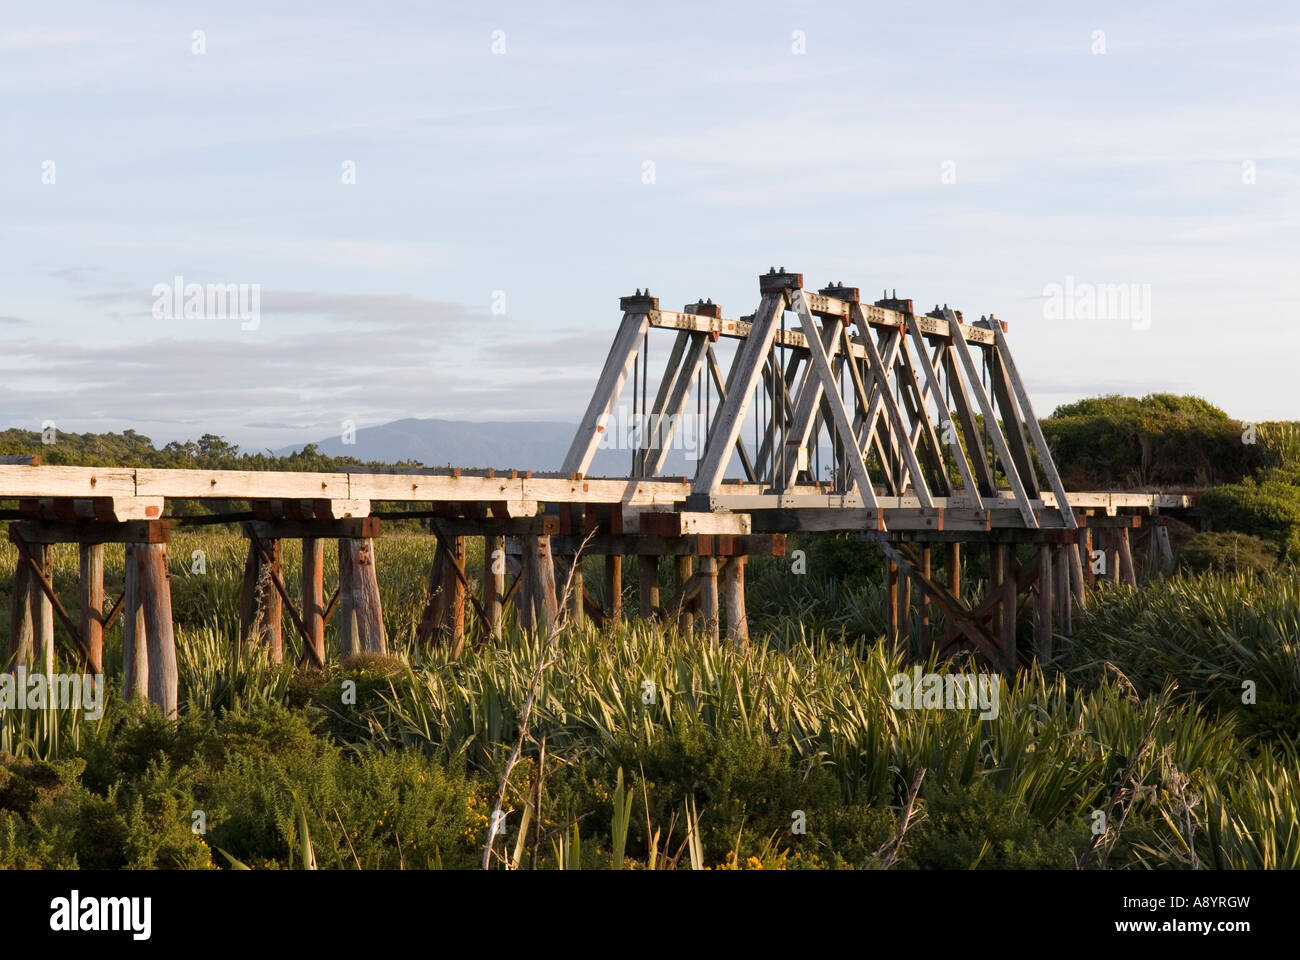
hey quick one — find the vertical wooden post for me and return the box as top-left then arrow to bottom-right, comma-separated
1000,546 -> 1017,672
301,538 -> 326,666
1117,528 -> 1136,587
1056,545 -> 1073,636
1107,530 -> 1120,585
900,566 -> 912,651
355,539 -> 387,654
238,537 -> 262,647
604,555 -> 623,624
533,535 -> 559,633
79,543 -> 105,675
725,556 -> 748,641
485,535 -> 505,640
946,542 -> 961,599
637,555 -> 659,620
337,539 -> 358,657
699,556 -> 719,640
675,555 -> 694,634
122,543 -> 148,699
1069,541 -> 1087,611
25,542 -> 55,678
1035,547 -> 1053,661
416,543 -> 446,645
264,538 -> 283,664
886,560 -> 898,645
1082,526 -> 1095,587
137,543 -> 178,718
1155,522 -> 1174,574
919,546 -> 931,653
988,545 -> 1004,642
518,539 -> 537,631
569,557 -> 586,628
440,535 -> 466,650
8,548 -> 34,667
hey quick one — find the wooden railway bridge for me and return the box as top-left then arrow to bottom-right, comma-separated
1,267 -> 1191,716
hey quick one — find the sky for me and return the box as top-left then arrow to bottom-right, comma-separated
1,1 -> 1297,454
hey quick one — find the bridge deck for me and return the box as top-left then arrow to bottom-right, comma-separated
0,464 -> 1194,534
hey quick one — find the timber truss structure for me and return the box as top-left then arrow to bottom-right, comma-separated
0,266 -> 1195,716
565,267 -> 1077,535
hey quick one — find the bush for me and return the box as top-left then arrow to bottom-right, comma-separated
1199,477 -> 1300,558
1041,393 -> 1255,488
1177,532 -> 1276,575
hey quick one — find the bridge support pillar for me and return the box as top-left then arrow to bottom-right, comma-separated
339,536 -> 386,656
604,555 -> 622,624
485,535 -> 505,640
239,532 -> 283,661
699,556 -> 719,640
674,555 -> 694,634
724,556 -> 747,641
638,554 -> 659,620
301,537 -> 326,666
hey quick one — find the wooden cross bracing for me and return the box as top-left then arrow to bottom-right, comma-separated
564,269 -> 1076,533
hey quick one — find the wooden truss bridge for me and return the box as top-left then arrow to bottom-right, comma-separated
1,267 -> 1191,716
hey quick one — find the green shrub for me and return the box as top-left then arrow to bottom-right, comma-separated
1177,532 -> 1276,575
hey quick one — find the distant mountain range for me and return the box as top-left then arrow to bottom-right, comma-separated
275,417 -> 699,477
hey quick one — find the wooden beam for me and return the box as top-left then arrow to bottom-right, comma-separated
692,291 -> 786,495
562,310 -> 652,476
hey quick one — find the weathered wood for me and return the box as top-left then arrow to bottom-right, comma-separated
920,546 -> 931,653
137,543 -> 178,717
699,556 -> 719,640
848,300 -> 934,508
724,556 -> 748,641
692,292 -> 786,495
79,543 -> 105,674
416,543 -> 448,645
1068,541 -> 1087,610
604,554 -> 623,623
533,535 -> 559,633
989,545 -> 1004,642
340,538 -> 386,654
264,538 -> 283,663
637,555 -> 660,619
562,310 -> 652,476
440,535 -> 467,652
1117,528 -> 1136,587
674,555 -> 694,634
1035,547 -> 1053,660
568,558 -> 586,628
886,560 -> 898,645
1000,547 -> 1017,670
337,540 -> 357,656
946,317 -> 1037,528
793,294 -> 880,508
517,541 -> 537,631
946,542 -> 961,598
8,549 -> 34,667
485,535 -> 505,639
301,538 -> 326,666
29,542 -> 54,677
238,538 -> 262,647
1155,523 -> 1174,573
122,543 -> 148,700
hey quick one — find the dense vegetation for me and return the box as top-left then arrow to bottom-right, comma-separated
2,396 -> 1299,870
0,531 -> 1296,871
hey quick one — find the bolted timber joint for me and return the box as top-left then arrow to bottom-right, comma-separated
758,266 -> 803,293
620,289 -> 659,312
875,289 -> 915,315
